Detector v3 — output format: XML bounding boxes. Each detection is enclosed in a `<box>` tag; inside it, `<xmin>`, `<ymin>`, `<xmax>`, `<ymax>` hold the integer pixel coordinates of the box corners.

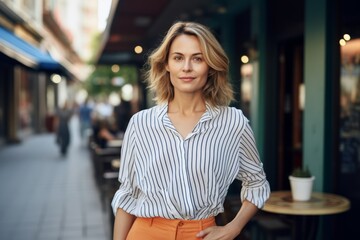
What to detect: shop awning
<box><xmin>0</xmin><ymin>26</ymin><xmax>61</xmax><ymax>70</ymax></box>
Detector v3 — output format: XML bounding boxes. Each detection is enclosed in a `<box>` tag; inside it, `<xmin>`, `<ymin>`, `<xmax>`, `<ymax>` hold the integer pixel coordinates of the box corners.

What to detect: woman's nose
<box><xmin>182</xmin><ymin>59</ymin><xmax>192</xmax><ymax>72</ymax></box>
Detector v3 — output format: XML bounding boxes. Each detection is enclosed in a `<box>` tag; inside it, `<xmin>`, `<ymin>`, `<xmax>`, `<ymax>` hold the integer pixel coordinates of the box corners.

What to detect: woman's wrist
<box><xmin>224</xmin><ymin>221</ymin><xmax>242</xmax><ymax>238</ymax></box>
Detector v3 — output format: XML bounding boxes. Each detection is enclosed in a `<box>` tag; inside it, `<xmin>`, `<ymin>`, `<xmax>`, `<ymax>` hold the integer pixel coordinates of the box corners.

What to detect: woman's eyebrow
<box><xmin>170</xmin><ymin>52</ymin><xmax>203</xmax><ymax>56</ymax></box>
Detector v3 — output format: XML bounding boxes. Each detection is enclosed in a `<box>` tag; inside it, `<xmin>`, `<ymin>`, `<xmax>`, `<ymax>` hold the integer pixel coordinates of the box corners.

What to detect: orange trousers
<box><xmin>126</xmin><ymin>217</ymin><xmax>216</xmax><ymax>240</ymax></box>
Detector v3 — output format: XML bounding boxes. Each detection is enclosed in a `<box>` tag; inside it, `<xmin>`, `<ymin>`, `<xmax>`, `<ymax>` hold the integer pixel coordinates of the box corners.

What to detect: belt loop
<box><xmin>199</xmin><ymin>218</ymin><xmax>203</xmax><ymax>230</ymax></box>
<box><xmin>149</xmin><ymin>218</ymin><xmax>154</xmax><ymax>227</ymax></box>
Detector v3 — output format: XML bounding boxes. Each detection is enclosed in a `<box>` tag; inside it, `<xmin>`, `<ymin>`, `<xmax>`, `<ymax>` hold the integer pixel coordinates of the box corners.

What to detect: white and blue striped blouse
<box><xmin>111</xmin><ymin>103</ymin><xmax>270</xmax><ymax>220</ymax></box>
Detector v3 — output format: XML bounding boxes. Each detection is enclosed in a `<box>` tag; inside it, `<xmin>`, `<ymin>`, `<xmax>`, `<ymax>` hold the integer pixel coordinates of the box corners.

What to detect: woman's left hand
<box><xmin>196</xmin><ymin>225</ymin><xmax>240</xmax><ymax>240</ymax></box>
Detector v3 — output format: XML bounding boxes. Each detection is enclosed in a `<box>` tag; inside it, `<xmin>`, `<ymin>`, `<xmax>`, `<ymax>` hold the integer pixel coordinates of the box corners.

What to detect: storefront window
<box><xmin>240</xmin><ymin>63</ymin><xmax>253</xmax><ymax>119</ymax></box>
<box><xmin>18</xmin><ymin>71</ymin><xmax>33</xmax><ymax>134</ymax></box>
<box><xmin>240</xmin><ymin>44</ymin><xmax>259</xmax><ymax>121</ymax></box>
<box><xmin>340</xmin><ymin>38</ymin><xmax>360</xmax><ymax>174</ymax></box>
<box><xmin>339</xmin><ymin>36</ymin><xmax>360</xmax><ymax>238</ymax></box>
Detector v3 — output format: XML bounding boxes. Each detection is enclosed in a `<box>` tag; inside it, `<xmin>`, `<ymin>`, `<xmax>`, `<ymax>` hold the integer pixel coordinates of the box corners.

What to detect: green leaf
<box><xmin>291</xmin><ymin>166</ymin><xmax>312</xmax><ymax>178</ymax></box>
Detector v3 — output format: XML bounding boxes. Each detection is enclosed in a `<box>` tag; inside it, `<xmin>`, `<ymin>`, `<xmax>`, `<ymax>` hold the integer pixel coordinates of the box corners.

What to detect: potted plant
<box><xmin>289</xmin><ymin>166</ymin><xmax>315</xmax><ymax>201</ymax></box>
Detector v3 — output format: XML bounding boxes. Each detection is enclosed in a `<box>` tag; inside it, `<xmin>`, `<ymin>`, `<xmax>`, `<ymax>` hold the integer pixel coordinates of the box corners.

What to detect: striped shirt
<box><xmin>111</xmin><ymin>103</ymin><xmax>270</xmax><ymax>220</ymax></box>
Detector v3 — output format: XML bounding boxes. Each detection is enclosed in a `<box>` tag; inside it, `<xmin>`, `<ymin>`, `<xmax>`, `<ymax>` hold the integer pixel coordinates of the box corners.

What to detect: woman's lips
<box><xmin>179</xmin><ymin>77</ymin><xmax>195</xmax><ymax>82</ymax></box>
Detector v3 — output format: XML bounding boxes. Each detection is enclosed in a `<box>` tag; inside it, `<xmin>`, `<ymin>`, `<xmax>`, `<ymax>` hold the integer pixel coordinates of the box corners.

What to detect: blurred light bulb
<box><xmin>241</xmin><ymin>55</ymin><xmax>249</xmax><ymax>64</ymax></box>
<box><xmin>51</xmin><ymin>74</ymin><xmax>62</xmax><ymax>84</ymax></box>
<box><xmin>134</xmin><ymin>45</ymin><xmax>143</xmax><ymax>54</ymax></box>
<box><xmin>111</xmin><ymin>64</ymin><xmax>120</xmax><ymax>73</ymax></box>
<box><xmin>343</xmin><ymin>34</ymin><xmax>351</xmax><ymax>41</ymax></box>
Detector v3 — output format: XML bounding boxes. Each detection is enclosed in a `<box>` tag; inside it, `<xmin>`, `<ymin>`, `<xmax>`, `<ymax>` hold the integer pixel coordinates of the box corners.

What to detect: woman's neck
<box><xmin>168</xmin><ymin>95</ymin><xmax>206</xmax><ymax>115</ymax></box>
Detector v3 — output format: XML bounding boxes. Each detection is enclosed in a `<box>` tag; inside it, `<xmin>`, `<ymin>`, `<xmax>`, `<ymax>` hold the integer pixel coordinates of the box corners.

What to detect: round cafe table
<box><xmin>262</xmin><ymin>191</ymin><xmax>350</xmax><ymax>240</ymax></box>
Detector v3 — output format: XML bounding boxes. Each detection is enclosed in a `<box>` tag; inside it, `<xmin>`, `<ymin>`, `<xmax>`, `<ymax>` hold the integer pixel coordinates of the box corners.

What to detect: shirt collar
<box><xmin>156</xmin><ymin>102</ymin><xmax>221</xmax><ymax>120</ymax></box>
<box><xmin>204</xmin><ymin>102</ymin><xmax>221</xmax><ymax>119</ymax></box>
<box><xmin>156</xmin><ymin>103</ymin><xmax>168</xmax><ymax>120</ymax></box>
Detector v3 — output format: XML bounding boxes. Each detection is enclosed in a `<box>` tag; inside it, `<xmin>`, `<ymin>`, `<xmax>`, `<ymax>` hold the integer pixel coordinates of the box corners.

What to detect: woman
<box><xmin>92</xmin><ymin>118</ymin><xmax>117</xmax><ymax>148</ymax></box>
<box><xmin>111</xmin><ymin>21</ymin><xmax>270</xmax><ymax>240</ymax></box>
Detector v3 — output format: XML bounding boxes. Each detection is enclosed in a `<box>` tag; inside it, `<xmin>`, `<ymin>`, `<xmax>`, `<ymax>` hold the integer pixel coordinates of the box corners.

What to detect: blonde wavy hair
<box><xmin>145</xmin><ymin>21</ymin><xmax>234</xmax><ymax>106</ymax></box>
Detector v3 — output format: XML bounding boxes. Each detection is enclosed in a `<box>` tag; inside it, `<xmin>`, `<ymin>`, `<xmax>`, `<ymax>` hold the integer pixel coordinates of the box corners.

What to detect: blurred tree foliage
<box><xmin>84</xmin><ymin>65</ymin><xmax>138</xmax><ymax>96</ymax></box>
<box><xmin>83</xmin><ymin>32</ymin><xmax>138</xmax><ymax>97</ymax></box>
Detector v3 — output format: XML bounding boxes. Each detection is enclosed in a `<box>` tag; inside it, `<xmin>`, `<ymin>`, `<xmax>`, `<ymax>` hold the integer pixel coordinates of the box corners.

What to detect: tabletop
<box><xmin>262</xmin><ymin>191</ymin><xmax>350</xmax><ymax>215</ymax></box>
<box><xmin>107</xmin><ymin>139</ymin><xmax>123</xmax><ymax>148</ymax></box>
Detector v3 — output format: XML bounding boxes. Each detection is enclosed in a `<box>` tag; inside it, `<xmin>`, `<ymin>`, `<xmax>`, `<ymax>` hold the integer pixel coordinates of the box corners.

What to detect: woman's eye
<box><xmin>193</xmin><ymin>57</ymin><xmax>202</xmax><ymax>62</ymax></box>
<box><xmin>174</xmin><ymin>56</ymin><xmax>183</xmax><ymax>61</ymax></box>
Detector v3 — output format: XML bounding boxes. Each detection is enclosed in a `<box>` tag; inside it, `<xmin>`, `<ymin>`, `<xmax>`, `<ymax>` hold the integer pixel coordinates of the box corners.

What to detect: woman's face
<box><xmin>166</xmin><ymin>34</ymin><xmax>209</xmax><ymax>97</ymax></box>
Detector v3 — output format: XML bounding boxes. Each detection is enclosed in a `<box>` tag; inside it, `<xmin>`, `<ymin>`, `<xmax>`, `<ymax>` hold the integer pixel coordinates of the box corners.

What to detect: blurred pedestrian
<box><xmin>92</xmin><ymin>117</ymin><xmax>117</xmax><ymax>149</ymax></box>
<box><xmin>78</xmin><ymin>97</ymin><xmax>93</xmax><ymax>142</ymax></box>
<box><xmin>112</xmin><ymin>97</ymin><xmax>132</xmax><ymax>137</ymax></box>
<box><xmin>55</xmin><ymin>100</ymin><xmax>73</xmax><ymax>156</ymax></box>
<box><xmin>111</xmin><ymin>21</ymin><xmax>270</xmax><ymax>240</ymax></box>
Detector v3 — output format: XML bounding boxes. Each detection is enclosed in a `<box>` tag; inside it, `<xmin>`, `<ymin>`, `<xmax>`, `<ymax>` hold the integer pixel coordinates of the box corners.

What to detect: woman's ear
<box><xmin>165</xmin><ymin>63</ymin><xmax>169</xmax><ymax>72</ymax></box>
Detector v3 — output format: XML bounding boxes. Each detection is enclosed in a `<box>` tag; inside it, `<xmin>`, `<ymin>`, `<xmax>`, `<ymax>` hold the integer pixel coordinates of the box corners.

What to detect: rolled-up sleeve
<box><xmin>236</xmin><ymin>121</ymin><xmax>270</xmax><ymax>209</ymax></box>
<box><xmin>111</xmin><ymin>117</ymin><xmax>140</xmax><ymax>215</ymax></box>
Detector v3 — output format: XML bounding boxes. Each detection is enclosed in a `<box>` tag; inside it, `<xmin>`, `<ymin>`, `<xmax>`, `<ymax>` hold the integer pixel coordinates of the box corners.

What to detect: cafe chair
<box><xmin>251</xmin><ymin>212</ymin><xmax>292</xmax><ymax>240</ymax></box>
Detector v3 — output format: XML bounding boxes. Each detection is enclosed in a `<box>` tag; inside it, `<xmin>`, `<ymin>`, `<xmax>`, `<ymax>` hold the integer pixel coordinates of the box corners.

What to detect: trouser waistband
<box><xmin>137</xmin><ymin>216</ymin><xmax>216</xmax><ymax>230</ymax></box>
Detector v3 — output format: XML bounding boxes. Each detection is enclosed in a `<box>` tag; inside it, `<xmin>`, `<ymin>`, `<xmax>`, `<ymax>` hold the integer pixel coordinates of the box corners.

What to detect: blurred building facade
<box><xmin>0</xmin><ymin>0</ymin><xmax>98</xmax><ymax>144</ymax></box>
<box><xmin>96</xmin><ymin>0</ymin><xmax>360</xmax><ymax>239</ymax></box>
<box><xmin>47</xmin><ymin>0</ymin><xmax>99</xmax><ymax>61</ymax></box>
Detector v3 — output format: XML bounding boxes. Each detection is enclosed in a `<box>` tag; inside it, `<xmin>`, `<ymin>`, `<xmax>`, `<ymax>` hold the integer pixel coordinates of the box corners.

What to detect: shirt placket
<box><xmin>178</xmin><ymin>138</ymin><xmax>194</xmax><ymax>219</ymax></box>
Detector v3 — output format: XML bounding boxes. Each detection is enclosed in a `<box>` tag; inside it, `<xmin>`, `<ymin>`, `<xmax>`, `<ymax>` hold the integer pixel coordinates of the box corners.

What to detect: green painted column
<box><xmin>250</xmin><ymin>0</ymin><xmax>267</xmax><ymax>163</ymax></box>
<box><xmin>218</xmin><ymin>0</ymin><xmax>271</xmax><ymax>177</ymax></box>
<box><xmin>304</xmin><ymin>0</ymin><xmax>327</xmax><ymax>192</ymax></box>
<box><xmin>221</xmin><ymin>0</ymin><xmax>268</xmax><ymax>165</ymax></box>
<box><xmin>219</xmin><ymin>14</ymin><xmax>240</xmax><ymax>108</ymax></box>
<box><xmin>304</xmin><ymin>0</ymin><xmax>337</xmax><ymax>193</ymax></box>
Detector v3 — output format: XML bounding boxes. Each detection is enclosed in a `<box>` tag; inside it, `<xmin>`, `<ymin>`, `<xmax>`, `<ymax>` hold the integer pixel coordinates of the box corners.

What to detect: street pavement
<box><xmin>0</xmin><ymin>117</ymin><xmax>114</xmax><ymax>240</ymax></box>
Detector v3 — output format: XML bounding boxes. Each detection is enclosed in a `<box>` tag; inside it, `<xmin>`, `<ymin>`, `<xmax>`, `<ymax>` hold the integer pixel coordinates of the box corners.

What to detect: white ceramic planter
<box><xmin>289</xmin><ymin>175</ymin><xmax>315</xmax><ymax>201</ymax></box>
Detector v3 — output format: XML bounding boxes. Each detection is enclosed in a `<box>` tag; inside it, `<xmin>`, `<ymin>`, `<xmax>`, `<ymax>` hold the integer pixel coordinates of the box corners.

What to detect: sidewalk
<box><xmin>0</xmin><ymin>117</ymin><xmax>114</xmax><ymax>240</ymax></box>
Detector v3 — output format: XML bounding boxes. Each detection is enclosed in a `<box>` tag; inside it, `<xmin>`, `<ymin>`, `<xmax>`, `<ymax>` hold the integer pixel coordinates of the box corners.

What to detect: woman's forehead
<box><xmin>169</xmin><ymin>34</ymin><xmax>202</xmax><ymax>54</ymax></box>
